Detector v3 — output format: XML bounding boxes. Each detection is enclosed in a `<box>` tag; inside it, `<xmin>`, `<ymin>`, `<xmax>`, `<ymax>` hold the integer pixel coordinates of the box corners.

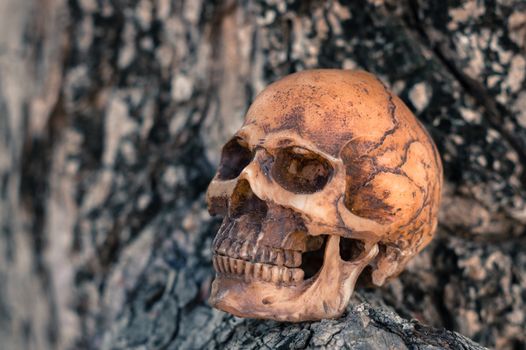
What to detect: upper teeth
<box><xmin>214</xmin><ymin>238</ymin><xmax>302</xmax><ymax>268</ymax></box>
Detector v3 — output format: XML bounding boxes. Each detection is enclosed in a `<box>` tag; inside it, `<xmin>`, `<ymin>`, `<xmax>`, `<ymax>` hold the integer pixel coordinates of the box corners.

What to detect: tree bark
<box><xmin>1</xmin><ymin>0</ymin><xmax>525</xmax><ymax>349</ymax></box>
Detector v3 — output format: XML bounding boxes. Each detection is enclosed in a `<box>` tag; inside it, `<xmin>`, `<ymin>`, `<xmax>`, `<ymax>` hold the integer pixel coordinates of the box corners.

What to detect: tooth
<box><xmin>254</xmin><ymin>263</ymin><xmax>263</xmax><ymax>279</ymax></box>
<box><xmin>268</xmin><ymin>249</ymin><xmax>277</xmax><ymax>264</ymax></box>
<box><xmin>244</xmin><ymin>262</ymin><xmax>253</xmax><ymax>281</ymax></box>
<box><xmin>285</xmin><ymin>251</ymin><xmax>301</xmax><ymax>267</ymax></box>
<box><xmin>222</xmin><ymin>256</ymin><xmax>230</xmax><ymax>273</ymax></box>
<box><xmin>217</xmin><ymin>256</ymin><xmax>224</xmax><ymax>273</ymax></box>
<box><xmin>213</xmin><ymin>256</ymin><xmax>219</xmax><ymax>272</ymax></box>
<box><xmin>271</xmin><ymin>266</ymin><xmax>281</xmax><ymax>283</ymax></box>
<box><xmin>239</xmin><ymin>241</ymin><xmax>250</xmax><ymax>259</ymax></box>
<box><xmin>229</xmin><ymin>258</ymin><xmax>237</xmax><ymax>274</ymax></box>
<box><xmin>261</xmin><ymin>265</ymin><xmax>271</xmax><ymax>282</ymax></box>
<box><xmin>234</xmin><ymin>241</ymin><xmax>244</xmax><ymax>257</ymax></box>
<box><xmin>291</xmin><ymin>268</ymin><xmax>304</xmax><ymax>282</ymax></box>
<box><xmin>284</xmin><ymin>250</ymin><xmax>293</xmax><ymax>267</ymax></box>
<box><xmin>256</xmin><ymin>247</ymin><xmax>268</xmax><ymax>263</ymax></box>
<box><xmin>227</xmin><ymin>242</ymin><xmax>237</xmax><ymax>258</ymax></box>
<box><xmin>236</xmin><ymin>259</ymin><xmax>245</xmax><ymax>275</ymax></box>
<box><xmin>250</xmin><ymin>244</ymin><xmax>258</xmax><ymax>260</ymax></box>
<box><xmin>216</xmin><ymin>256</ymin><xmax>225</xmax><ymax>273</ymax></box>
<box><xmin>218</xmin><ymin>238</ymin><xmax>230</xmax><ymax>255</ymax></box>
<box><xmin>275</xmin><ymin>251</ymin><xmax>284</xmax><ymax>266</ymax></box>
<box><xmin>293</xmin><ymin>251</ymin><xmax>302</xmax><ymax>267</ymax></box>
<box><xmin>213</xmin><ymin>256</ymin><xmax>220</xmax><ymax>272</ymax></box>
<box><xmin>282</xmin><ymin>269</ymin><xmax>291</xmax><ymax>283</ymax></box>
<box><xmin>256</xmin><ymin>248</ymin><xmax>263</xmax><ymax>262</ymax></box>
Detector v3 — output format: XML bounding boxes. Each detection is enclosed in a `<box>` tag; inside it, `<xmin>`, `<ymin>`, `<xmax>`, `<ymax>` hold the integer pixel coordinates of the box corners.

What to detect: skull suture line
<box><xmin>206</xmin><ymin>70</ymin><xmax>443</xmax><ymax>322</ymax></box>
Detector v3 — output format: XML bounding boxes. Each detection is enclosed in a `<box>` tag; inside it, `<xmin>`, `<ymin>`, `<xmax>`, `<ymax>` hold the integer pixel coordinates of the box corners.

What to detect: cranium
<box><xmin>206</xmin><ymin>69</ymin><xmax>442</xmax><ymax>322</ymax></box>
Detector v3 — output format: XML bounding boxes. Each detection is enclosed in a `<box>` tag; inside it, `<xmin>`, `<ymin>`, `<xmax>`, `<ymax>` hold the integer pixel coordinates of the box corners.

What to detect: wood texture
<box><xmin>0</xmin><ymin>0</ymin><xmax>524</xmax><ymax>349</ymax></box>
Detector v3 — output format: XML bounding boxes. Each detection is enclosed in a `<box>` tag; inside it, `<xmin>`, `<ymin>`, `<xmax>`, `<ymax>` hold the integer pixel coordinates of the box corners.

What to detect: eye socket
<box><xmin>272</xmin><ymin>147</ymin><xmax>333</xmax><ymax>194</ymax></box>
<box><xmin>217</xmin><ymin>138</ymin><xmax>253</xmax><ymax>180</ymax></box>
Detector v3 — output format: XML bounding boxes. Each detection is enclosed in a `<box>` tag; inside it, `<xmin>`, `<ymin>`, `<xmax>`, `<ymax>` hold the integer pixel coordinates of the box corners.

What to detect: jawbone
<box><xmin>209</xmin><ymin>235</ymin><xmax>379</xmax><ymax>322</ymax></box>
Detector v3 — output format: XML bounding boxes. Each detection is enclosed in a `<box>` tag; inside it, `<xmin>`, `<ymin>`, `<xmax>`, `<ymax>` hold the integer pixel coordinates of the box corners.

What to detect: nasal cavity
<box><xmin>229</xmin><ymin>179</ymin><xmax>268</xmax><ymax>220</ymax></box>
<box><xmin>217</xmin><ymin>138</ymin><xmax>253</xmax><ymax>180</ymax></box>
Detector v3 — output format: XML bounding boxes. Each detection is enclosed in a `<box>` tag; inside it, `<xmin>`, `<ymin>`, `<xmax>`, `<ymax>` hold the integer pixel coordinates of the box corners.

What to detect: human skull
<box><xmin>206</xmin><ymin>69</ymin><xmax>442</xmax><ymax>322</ymax></box>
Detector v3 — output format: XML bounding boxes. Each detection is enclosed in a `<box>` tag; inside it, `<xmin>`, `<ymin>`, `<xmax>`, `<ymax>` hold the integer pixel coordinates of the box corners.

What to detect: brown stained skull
<box><xmin>206</xmin><ymin>69</ymin><xmax>443</xmax><ymax>322</ymax></box>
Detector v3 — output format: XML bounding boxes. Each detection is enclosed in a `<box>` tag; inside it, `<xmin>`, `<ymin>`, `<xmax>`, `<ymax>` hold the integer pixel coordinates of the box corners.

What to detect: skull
<box><xmin>206</xmin><ymin>69</ymin><xmax>442</xmax><ymax>322</ymax></box>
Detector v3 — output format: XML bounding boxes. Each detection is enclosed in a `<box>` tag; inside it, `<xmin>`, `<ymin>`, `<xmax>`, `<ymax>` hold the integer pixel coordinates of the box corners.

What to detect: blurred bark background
<box><xmin>1</xmin><ymin>0</ymin><xmax>525</xmax><ymax>349</ymax></box>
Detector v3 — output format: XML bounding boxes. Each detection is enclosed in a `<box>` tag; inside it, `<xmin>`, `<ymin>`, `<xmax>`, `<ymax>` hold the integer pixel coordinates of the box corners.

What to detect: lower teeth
<box><xmin>213</xmin><ymin>255</ymin><xmax>304</xmax><ymax>284</ymax></box>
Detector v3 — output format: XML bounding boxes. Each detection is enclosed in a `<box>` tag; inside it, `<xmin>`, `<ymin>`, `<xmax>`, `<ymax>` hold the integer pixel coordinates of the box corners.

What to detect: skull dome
<box><xmin>206</xmin><ymin>69</ymin><xmax>442</xmax><ymax>322</ymax></box>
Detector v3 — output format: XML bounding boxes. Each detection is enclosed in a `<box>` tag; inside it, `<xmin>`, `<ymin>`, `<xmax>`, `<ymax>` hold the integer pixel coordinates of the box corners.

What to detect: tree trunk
<box><xmin>1</xmin><ymin>0</ymin><xmax>525</xmax><ymax>349</ymax></box>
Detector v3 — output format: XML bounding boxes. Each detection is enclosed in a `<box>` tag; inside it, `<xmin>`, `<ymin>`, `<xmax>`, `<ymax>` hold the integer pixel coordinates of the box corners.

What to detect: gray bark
<box><xmin>0</xmin><ymin>0</ymin><xmax>525</xmax><ymax>349</ymax></box>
